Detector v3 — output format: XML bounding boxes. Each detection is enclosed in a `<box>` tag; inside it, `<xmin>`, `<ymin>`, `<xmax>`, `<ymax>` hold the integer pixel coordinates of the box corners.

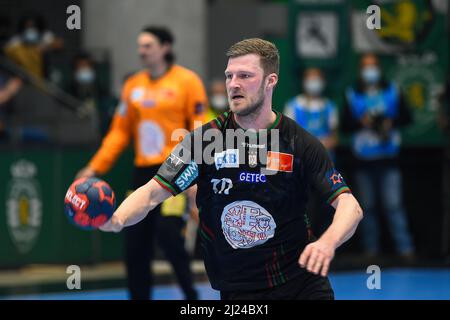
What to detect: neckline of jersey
<box><xmin>146</xmin><ymin>64</ymin><xmax>175</xmax><ymax>82</ymax></box>
<box><xmin>230</xmin><ymin>110</ymin><xmax>282</xmax><ymax>132</ymax></box>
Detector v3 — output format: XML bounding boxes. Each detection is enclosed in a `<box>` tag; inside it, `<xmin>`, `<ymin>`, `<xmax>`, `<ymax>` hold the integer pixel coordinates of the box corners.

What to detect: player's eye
<box><xmin>240</xmin><ymin>74</ymin><xmax>251</xmax><ymax>79</ymax></box>
<box><xmin>225</xmin><ymin>74</ymin><xmax>232</xmax><ymax>80</ymax></box>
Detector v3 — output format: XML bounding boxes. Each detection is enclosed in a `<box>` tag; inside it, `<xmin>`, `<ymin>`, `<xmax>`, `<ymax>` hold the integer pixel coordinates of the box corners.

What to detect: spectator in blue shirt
<box><xmin>342</xmin><ymin>53</ymin><xmax>415</xmax><ymax>262</ymax></box>
<box><xmin>284</xmin><ymin>68</ymin><xmax>338</xmax><ymax>158</ymax></box>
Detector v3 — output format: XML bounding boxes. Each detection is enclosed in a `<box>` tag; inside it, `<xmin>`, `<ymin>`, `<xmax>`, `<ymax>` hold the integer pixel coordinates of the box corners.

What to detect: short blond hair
<box><xmin>226</xmin><ymin>38</ymin><xmax>280</xmax><ymax>76</ymax></box>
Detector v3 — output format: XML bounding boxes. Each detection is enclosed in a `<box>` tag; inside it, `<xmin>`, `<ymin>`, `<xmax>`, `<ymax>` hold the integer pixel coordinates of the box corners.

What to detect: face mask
<box><xmin>210</xmin><ymin>94</ymin><xmax>228</xmax><ymax>111</ymax></box>
<box><xmin>304</xmin><ymin>79</ymin><xmax>324</xmax><ymax>96</ymax></box>
<box><xmin>361</xmin><ymin>67</ymin><xmax>381</xmax><ymax>85</ymax></box>
<box><xmin>75</xmin><ymin>68</ymin><xmax>95</xmax><ymax>84</ymax></box>
<box><xmin>23</xmin><ymin>28</ymin><xmax>40</xmax><ymax>44</ymax></box>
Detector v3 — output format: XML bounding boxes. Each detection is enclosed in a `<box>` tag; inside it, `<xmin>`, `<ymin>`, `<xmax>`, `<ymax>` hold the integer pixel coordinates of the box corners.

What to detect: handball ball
<box><xmin>64</xmin><ymin>177</ymin><xmax>116</xmax><ymax>230</ymax></box>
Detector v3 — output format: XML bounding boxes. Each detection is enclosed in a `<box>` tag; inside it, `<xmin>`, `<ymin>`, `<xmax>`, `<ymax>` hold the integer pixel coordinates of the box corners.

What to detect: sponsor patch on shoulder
<box><xmin>326</xmin><ymin>168</ymin><xmax>346</xmax><ymax>190</ymax></box>
<box><xmin>175</xmin><ymin>161</ymin><xmax>198</xmax><ymax>191</ymax></box>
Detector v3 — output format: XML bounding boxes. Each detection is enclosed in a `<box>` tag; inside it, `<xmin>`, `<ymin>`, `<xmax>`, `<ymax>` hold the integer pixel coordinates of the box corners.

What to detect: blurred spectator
<box><xmin>342</xmin><ymin>53</ymin><xmax>415</xmax><ymax>262</ymax></box>
<box><xmin>70</xmin><ymin>53</ymin><xmax>98</xmax><ymax>100</ymax></box>
<box><xmin>68</xmin><ymin>52</ymin><xmax>116</xmax><ymax>135</ymax></box>
<box><xmin>284</xmin><ymin>67</ymin><xmax>338</xmax><ymax>157</ymax></box>
<box><xmin>437</xmin><ymin>76</ymin><xmax>450</xmax><ymax>260</ymax></box>
<box><xmin>284</xmin><ymin>67</ymin><xmax>339</xmax><ymax>236</ymax></box>
<box><xmin>206</xmin><ymin>78</ymin><xmax>228</xmax><ymax>120</ymax></box>
<box><xmin>4</xmin><ymin>14</ymin><xmax>63</xmax><ymax>79</ymax></box>
<box><xmin>0</xmin><ymin>70</ymin><xmax>22</xmax><ymax>140</ymax></box>
<box><xmin>69</xmin><ymin>52</ymin><xmax>100</xmax><ymax>133</ymax></box>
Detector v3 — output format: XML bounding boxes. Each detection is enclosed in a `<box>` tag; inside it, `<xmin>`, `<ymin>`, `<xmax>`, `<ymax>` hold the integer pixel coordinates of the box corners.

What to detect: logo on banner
<box><xmin>6</xmin><ymin>159</ymin><xmax>42</xmax><ymax>254</ymax></box>
<box><xmin>375</xmin><ymin>0</ymin><xmax>434</xmax><ymax>47</ymax></box>
<box><xmin>352</xmin><ymin>0</ymin><xmax>435</xmax><ymax>53</ymax></box>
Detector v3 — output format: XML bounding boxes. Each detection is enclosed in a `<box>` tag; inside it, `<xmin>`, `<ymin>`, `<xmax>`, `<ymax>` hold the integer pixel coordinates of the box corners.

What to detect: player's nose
<box><xmin>227</xmin><ymin>75</ymin><xmax>241</xmax><ymax>91</ymax></box>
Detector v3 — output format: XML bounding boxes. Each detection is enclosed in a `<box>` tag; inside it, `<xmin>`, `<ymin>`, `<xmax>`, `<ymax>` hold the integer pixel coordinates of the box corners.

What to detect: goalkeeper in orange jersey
<box><xmin>77</xmin><ymin>26</ymin><xmax>207</xmax><ymax>300</ymax></box>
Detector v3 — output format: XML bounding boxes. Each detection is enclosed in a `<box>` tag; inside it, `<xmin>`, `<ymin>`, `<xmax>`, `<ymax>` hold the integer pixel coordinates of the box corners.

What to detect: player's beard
<box><xmin>232</xmin><ymin>80</ymin><xmax>266</xmax><ymax>117</ymax></box>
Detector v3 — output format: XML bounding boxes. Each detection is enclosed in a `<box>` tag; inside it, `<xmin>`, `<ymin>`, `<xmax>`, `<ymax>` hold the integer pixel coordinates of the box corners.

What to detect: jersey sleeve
<box><xmin>185</xmin><ymin>73</ymin><xmax>208</xmax><ymax>130</ymax></box>
<box><xmin>153</xmin><ymin>130</ymin><xmax>200</xmax><ymax>196</ymax></box>
<box><xmin>300</xmin><ymin>129</ymin><xmax>351</xmax><ymax>205</ymax></box>
<box><xmin>88</xmin><ymin>81</ymin><xmax>133</xmax><ymax>174</ymax></box>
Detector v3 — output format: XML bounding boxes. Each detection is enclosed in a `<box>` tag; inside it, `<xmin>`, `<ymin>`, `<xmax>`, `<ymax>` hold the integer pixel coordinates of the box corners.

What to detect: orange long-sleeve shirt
<box><xmin>88</xmin><ymin>65</ymin><xmax>207</xmax><ymax>174</ymax></box>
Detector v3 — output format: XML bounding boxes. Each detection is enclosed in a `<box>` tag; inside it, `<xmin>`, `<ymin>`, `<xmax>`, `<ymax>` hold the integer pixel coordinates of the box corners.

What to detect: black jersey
<box><xmin>153</xmin><ymin>111</ymin><xmax>351</xmax><ymax>291</ymax></box>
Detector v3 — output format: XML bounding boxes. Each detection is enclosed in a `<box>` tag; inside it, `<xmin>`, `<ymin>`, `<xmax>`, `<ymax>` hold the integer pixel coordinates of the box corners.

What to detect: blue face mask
<box><xmin>361</xmin><ymin>67</ymin><xmax>381</xmax><ymax>85</ymax></box>
<box><xmin>23</xmin><ymin>28</ymin><xmax>40</xmax><ymax>44</ymax></box>
<box><xmin>75</xmin><ymin>68</ymin><xmax>95</xmax><ymax>84</ymax></box>
<box><xmin>304</xmin><ymin>78</ymin><xmax>324</xmax><ymax>96</ymax></box>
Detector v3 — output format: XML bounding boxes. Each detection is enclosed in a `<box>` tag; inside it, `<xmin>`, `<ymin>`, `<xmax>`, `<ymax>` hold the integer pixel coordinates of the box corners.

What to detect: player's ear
<box><xmin>266</xmin><ymin>73</ymin><xmax>278</xmax><ymax>90</ymax></box>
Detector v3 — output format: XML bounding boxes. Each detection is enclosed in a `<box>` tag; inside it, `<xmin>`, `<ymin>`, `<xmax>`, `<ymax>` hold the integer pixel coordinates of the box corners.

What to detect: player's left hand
<box><xmin>298</xmin><ymin>239</ymin><xmax>335</xmax><ymax>277</ymax></box>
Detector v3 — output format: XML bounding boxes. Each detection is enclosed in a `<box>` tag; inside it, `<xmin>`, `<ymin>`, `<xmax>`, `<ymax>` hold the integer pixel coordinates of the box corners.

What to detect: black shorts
<box><xmin>220</xmin><ymin>272</ymin><xmax>334</xmax><ymax>300</ymax></box>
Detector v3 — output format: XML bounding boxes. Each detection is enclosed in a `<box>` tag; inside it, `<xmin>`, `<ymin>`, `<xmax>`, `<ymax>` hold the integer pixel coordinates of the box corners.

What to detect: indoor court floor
<box><xmin>2</xmin><ymin>268</ymin><xmax>449</xmax><ymax>300</ymax></box>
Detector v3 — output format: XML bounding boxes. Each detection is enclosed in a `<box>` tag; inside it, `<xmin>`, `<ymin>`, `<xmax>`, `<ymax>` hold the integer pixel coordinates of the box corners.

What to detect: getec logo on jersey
<box><xmin>214</xmin><ymin>149</ymin><xmax>239</xmax><ymax>170</ymax></box>
<box><xmin>175</xmin><ymin>161</ymin><xmax>198</xmax><ymax>191</ymax></box>
<box><xmin>239</xmin><ymin>172</ymin><xmax>266</xmax><ymax>183</ymax></box>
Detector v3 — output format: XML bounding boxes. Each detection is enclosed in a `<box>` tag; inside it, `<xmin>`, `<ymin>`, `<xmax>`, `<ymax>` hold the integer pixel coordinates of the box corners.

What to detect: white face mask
<box><xmin>210</xmin><ymin>94</ymin><xmax>228</xmax><ymax>111</ymax></box>
<box><xmin>23</xmin><ymin>28</ymin><xmax>40</xmax><ymax>44</ymax></box>
<box><xmin>304</xmin><ymin>78</ymin><xmax>324</xmax><ymax>96</ymax></box>
<box><xmin>75</xmin><ymin>68</ymin><xmax>95</xmax><ymax>84</ymax></box>
<box><xmin>361</xmin><ymin>67</ymin><xmax>381</xmax><ymax>85</ymax></box>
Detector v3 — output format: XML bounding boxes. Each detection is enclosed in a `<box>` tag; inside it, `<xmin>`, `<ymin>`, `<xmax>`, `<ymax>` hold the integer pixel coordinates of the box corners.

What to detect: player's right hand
<box><xmin>76</xmin><ymin>166</ymin><xmax>96</xmax><ymax>179</ymax></box>
<box><xmin>99</xmin><ymin>214</ymin><xmax>124</xmax><ymax>233</ymax></box>
<box><xmin>299</xmin><ymin>239</ymin><xmax>336</xmax><ymax>277</ymax></box>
